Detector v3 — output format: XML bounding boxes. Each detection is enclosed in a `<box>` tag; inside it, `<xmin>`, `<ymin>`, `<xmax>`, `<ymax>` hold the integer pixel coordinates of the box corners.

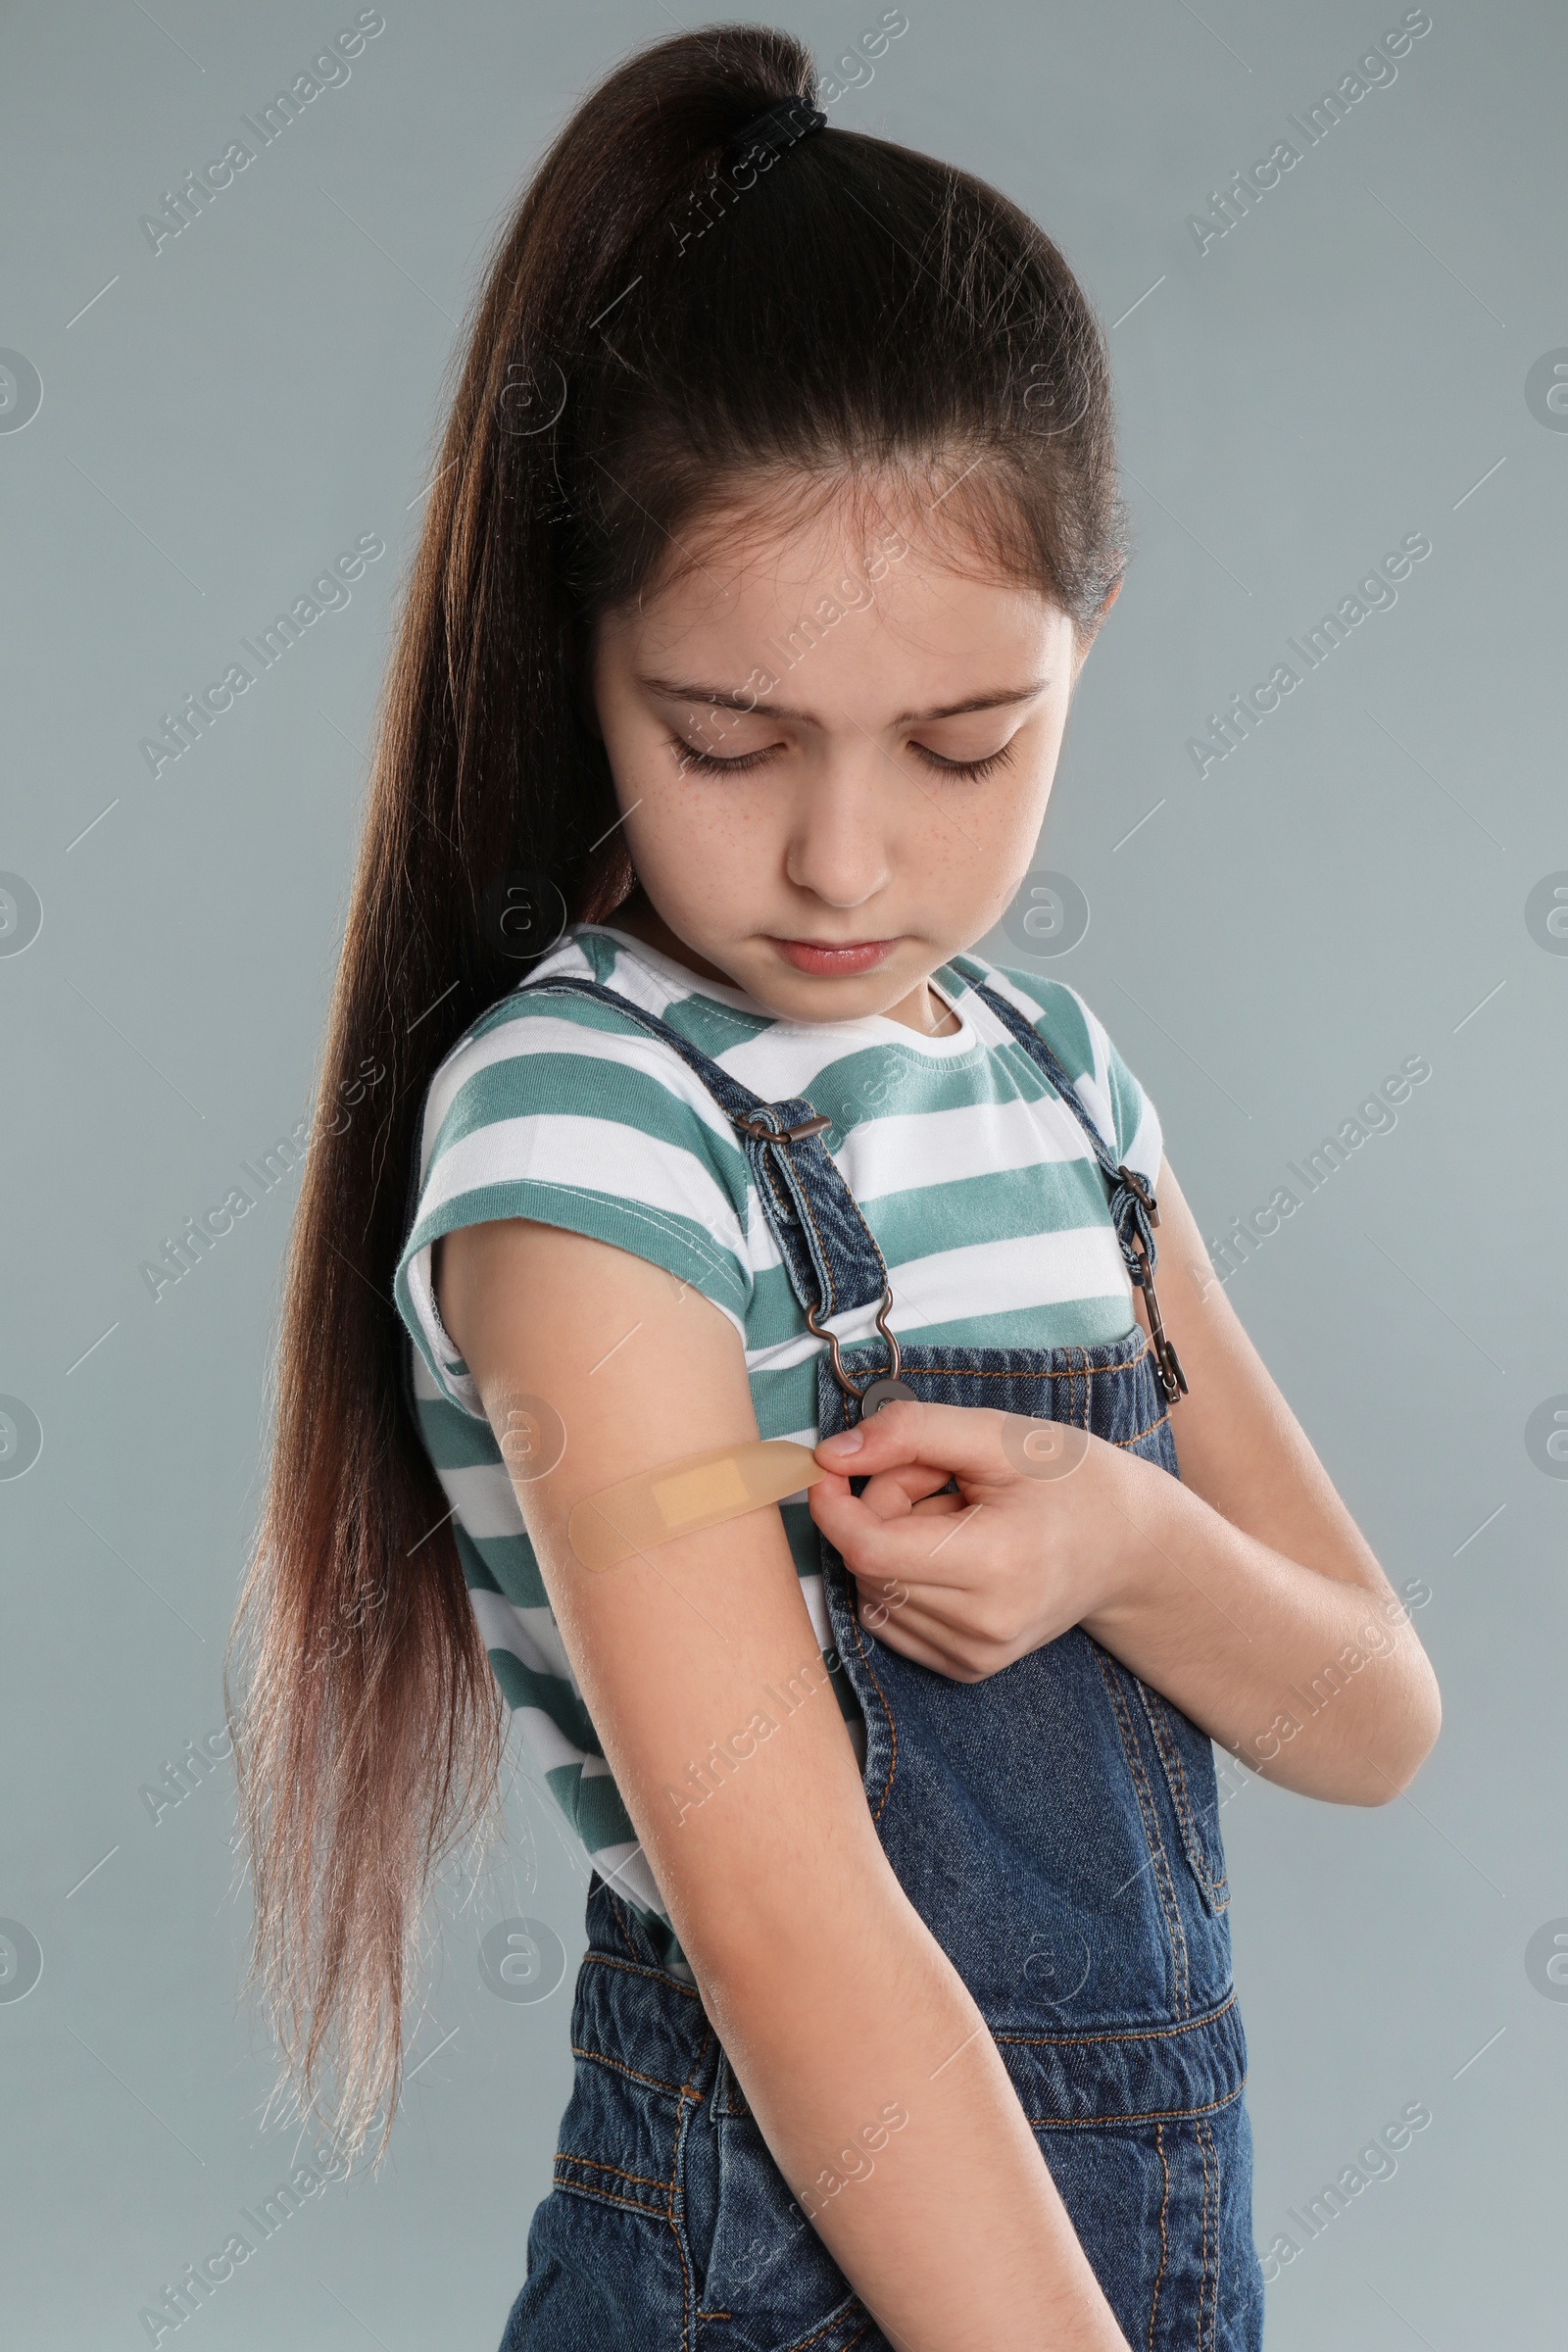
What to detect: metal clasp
<box><xmin>1114</xmin><ymin>1162</ymin><xmax>1160</xmax><ymax>1227</ymax></box>
<box><xmin>732</xmin><ymin>1107</ymin><xmax>833</xmax><ymax>1145</ymax></box>
<box><xmin>1114</xmin><ymin>1165</ymin><xmax>1188</xmax><ymax>1404</ymax></box>
<box><xmin>807</xmin><ymin>1287</ymin><xmax>902</xmax><ymax>1402</ymax></box>
<box><xmin>1125</xmin><ymin>1229</ymin><xmax>1189</xmax><ymax>1403</ymax></box>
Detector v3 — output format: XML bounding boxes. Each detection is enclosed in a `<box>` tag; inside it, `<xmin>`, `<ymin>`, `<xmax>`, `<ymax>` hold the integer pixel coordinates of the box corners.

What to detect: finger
<box><xmin>854</xmin><ymin>1585</ymin><xmax>950</xmax><ymax>1646</ymax></box>
<box><xmin>850</xmin><ymin>1572</ymin><xmax>990</xmax><ymax>1654</ymax></box>
<box><xmin>858</xmin><ymin>1613</ymin><xmax>956</xmax><ymax>1674</ymax></box>
<box><xmin>815</xmin><ymin>1398</ymin><xmax>1013</xmax><ymax>1487</ymax></box>
<box><xmin>855</xmin><ymin>1594</ymin><xmax>987</xmax><ymax>1681</ymax></box>
<box><xmin>819</xmin><ymin>1484</ymin><xmax>989</xmax><ymax>1564</ymax></box>
<box><xmin>858</xmin><ymin>1463</ymin><xmax>963</xmax><ymax>1520</ymax></box>
<box><xmin>812</xmin><ymin>1464</ymin><xmax>959</xmax><ymax>1531</ymax></box>
<box><xmin>810</xmin><ymin>1481</ymin><xmax>993</xmax><ymax>1589</ymax></box>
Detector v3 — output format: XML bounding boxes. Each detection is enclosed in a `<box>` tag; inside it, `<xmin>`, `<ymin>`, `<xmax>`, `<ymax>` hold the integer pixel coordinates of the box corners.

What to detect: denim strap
<box><xmin>955</xmin><ymin>963</ymin><xmax>1190</xmax><ymax>1401</ymax></box>
<box><xmin>952</xmin><ymin>962</ymin><xmax>1163</xmax><ymax>1279</ymax></box>
<box><xmin>517</xmin><ymin>975</ymin><xmax>891</xmax><ymax>1323</ymax></box>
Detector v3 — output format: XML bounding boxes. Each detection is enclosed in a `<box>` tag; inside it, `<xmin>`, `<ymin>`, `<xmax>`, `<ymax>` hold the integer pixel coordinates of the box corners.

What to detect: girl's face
<box><xmin>590</xmin><ymin>485</ymin><xmax>1096</xmax><ymax>1030</ymax></box>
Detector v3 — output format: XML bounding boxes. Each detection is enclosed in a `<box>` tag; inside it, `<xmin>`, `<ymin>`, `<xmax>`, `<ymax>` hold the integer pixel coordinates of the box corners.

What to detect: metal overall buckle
<box><xmin>731</xmin><ymin>1107</ymin><xmax>834</xmax><ymax>1145</ymax></box>
<box><xmin>1114</xmin><ymin>1164</ymin><xmax>1189</xmax><ymax>1405</ymax></box>
<box><xmin>807</xmin><ymin>1289</ymin><xmax>911</xmax><ymax>1419</ymax></box>
<box><xmin>808</xmin><ymin>1289</ymin><xmax>906</xmax><ymax>1411</ymax></box>
<box><xmin>733</xmin><ymin>1100</ymin><xmax>909</xmax><ymax>1417</ymax></box>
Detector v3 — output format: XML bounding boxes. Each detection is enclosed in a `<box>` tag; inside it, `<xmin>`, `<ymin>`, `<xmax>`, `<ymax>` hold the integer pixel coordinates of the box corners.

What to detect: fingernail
<box><xmin>819</xmin><ymin>1427</ymin><xmax>864</xmax><ymax>1455</ymax></box>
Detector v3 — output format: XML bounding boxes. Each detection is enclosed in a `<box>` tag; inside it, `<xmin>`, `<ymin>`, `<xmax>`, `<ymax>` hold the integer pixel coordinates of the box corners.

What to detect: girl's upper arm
<box><xmin>1142</xmin><ymin>1152</ymin><xmax>1395</xmax><ymax>1599</ymax></box>
<box><xmin>436</xmin><ymin>1213</ymin><xmax>882</xmax><ymax>1980</ymax></box>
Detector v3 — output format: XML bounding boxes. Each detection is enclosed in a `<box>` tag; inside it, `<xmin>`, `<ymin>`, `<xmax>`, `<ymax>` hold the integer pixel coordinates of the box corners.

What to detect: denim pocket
<box><xmin>550</xmin><ymin>2043</ymin><xmax>686</xmax><ymax>2219</ymax></box>
<box><xmin>1034</xmin><ymin>2106</ymin><xmax>1261</xmax><ymax>2352</ymax></box>
<box><xmin>688</xmin><ymin>2095</ymin><xmax>873</xmax><ymax>2351</ymax></box>
<box><xmin>1135</xmin><ymin>1681</ymin><xmax>1231</xmax><ymax>1916</ymax></box>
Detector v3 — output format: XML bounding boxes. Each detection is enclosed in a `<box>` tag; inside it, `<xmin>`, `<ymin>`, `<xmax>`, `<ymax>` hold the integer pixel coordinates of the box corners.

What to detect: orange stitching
<box><xmin>555</xmin><ymin>2150</ymin><xmax>672</xmax><ymax>2194</ymax></box>
<box><xmin>1024</xmin><ymin>2077</ymin><xmax>1247</xmax><ymax>2129</ymax></box>
<box><xmin>552</xmin><ymin>2172</ymin><xmax>669</xmax><ymax>2220</ymax></box>
<box><xmin>773</xmin><ymin>2301</ymin><xmax>871</xmax><ymax>2352</ymax></box>
<box><xmin>1097</xmin><ymin>1648</ymin><xmax>1188</xmax><ymax>2008</ymax></box>
<box><xmin>716</xmin><ymin>2047</ymin><xmax>751</xmax><ymax>2117</ymax></box>
<box><xmin>791</xmin><ymin>1131</ymin><xmax>892</xmax><ymax>1306</ymax></box>
<box><xmin>1212</xmin><ymin>2117</ymin><xmax>1222</xmax><ymax>2352</ymax></box>
<box><xmin>1094</xmin><ymin>1646</ymin><xmax>1190</xmax><ymax>2015</ymax></box>
<box><xmin>760</xmin><ymin>1150</ymin><xmax>797</xmax><ymax>1231</ymax></box>
<box><xmin>582</xmin><ymin>1949</ymin><xmax>704</xmax><ymax>2002</ymax></box>
<box><xmin>666</xmin><ymin>2085</ymin><xmax>680</xmax><ymax>2238</ymax></box>
<box><xmin>787</xmin><ymin>1158</ymin><xmax>843</xmax><ymax>1321</ymax></box>
<box><xmin>569</xmin><ymin>2041</ymin><xmax>697</xmax><ymax>2098</ymax></box>
<box><xmin>994</xmin><ymin>1986</ymin><xmax>1238</xmax><ymax>2048</ymax></box>
<box><xmin>671</xmin><ymin>2050</ymin><xmax>713</xmax><ymax>2352</ymax></box>
<box><xmin>1140</xmin><ymin>1689</ymin><xmax>1230</xmax><ymax>1909</ymax></box>
<box><xmin>1111</xmin><ymin>1408</ymin><xmax>1174</xmax><ymax>1450</ymax></box>
<box><xmin>1148</xmin><ymin>2121</ymin><xmax>1169</xmax><ymax>2352</ymax></box>
<box><xmin>668</xmin><ymin>2158</ymin><xmax>693</xmax><ymax>2352</ymax></box>
<box><xmin>844</xmin><ymin>1572</ymin><xmax>898</xmax><ymax>1823</ymax></box>
<box><xmin>828</xmin><ymin>1352</ymin><xmax>1172</xmax><ymax>1446</ymax></box>
<box><xmin>869</xmin><ymin>1352</ymin><xmax>1148</xmax><ymax>1384</ymax></box>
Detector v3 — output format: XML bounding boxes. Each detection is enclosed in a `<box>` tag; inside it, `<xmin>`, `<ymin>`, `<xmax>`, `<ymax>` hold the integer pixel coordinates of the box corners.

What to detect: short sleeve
<box><xmin>975</xmin><ymin>961</ymin><xmax>1164</xmax><ymax>1185</ymax></box>
<box><xmin>393</xmin><ymin>985</ymin><xmax>755</xmax><ymax>1419</ymax></box>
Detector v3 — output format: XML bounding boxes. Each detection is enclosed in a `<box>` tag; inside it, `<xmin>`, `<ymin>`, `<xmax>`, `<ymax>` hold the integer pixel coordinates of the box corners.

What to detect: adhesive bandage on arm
<box><xmin>567</xmin><ymin>1439</ymin><xmax>825</xmax><ymax>1571</ymax></box>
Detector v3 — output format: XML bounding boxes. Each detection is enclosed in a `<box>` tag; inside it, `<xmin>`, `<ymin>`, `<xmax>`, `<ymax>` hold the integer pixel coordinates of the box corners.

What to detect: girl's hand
<box><xmin>809</xmin><ymin>1400</ymin><xmax>1147</xmax><ymax>1681</ymax></box>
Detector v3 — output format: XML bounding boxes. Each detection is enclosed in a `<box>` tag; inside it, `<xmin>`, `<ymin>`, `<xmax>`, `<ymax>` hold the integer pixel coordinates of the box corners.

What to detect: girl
<box><xmin>230</xmin><ymin>24</ymin><xmax>1442</xmax><ymax>2352</ymax></box>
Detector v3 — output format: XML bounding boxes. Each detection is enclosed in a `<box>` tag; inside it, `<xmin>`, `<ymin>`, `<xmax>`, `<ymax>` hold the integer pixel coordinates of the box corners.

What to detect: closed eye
<box><xmin>666</xmin><ymin>735</ymin><xmax>1019</xmax><ymax>781</ymax></box>
<box><xmin>667</xmin><ymin>735</ymin><xmax>778</xmax><ymax>776</ymax></box>
<box><xmin>908</xmin><ymin>740</ymin><xmax>1016</xmax><ymax>781</ymax></box>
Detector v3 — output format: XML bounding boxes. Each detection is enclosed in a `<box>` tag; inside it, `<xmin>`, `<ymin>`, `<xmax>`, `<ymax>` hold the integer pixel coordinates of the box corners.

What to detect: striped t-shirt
<box><xmin>394</xmin><ymin>924</ymin><xmax>1163</xmax><ymax>1972</ymax></box>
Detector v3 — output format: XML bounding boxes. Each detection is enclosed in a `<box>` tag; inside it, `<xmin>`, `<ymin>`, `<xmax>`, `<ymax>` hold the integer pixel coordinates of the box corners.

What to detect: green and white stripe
<box><xmin>394</xmin><ymin>926</ymin><xmax>1162</xmax><ymax>1968</ymax></box>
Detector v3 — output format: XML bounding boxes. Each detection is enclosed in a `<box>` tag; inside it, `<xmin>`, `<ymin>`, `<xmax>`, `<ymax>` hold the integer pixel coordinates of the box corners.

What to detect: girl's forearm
<box><xmin>693</xmin><ymin>1865</ymin><xmax>1131</xmax><ymax>2352</ymax></box>
<box><xmin>1083</xmin><ymin>1460</ymin><xmax>1441</xmax><ymax>1802</ymax></box>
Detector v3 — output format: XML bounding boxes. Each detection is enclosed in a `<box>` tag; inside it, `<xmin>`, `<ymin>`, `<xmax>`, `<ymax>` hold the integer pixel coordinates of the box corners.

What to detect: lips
<box><xmin>769</xmin><ymin>937</ymin><xmax>898</xmax><ymax>976</ymax></box>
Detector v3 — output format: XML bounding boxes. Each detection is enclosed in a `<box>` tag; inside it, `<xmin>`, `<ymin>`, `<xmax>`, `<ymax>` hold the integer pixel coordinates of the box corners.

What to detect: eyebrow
<box><xmin>636</xmin><ymin>674</ymin><xmax>1050</xmax><ymax>727</ymax></box>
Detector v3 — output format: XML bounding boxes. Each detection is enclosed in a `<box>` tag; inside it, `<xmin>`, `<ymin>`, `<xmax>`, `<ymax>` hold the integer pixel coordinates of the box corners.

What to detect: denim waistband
<box><xmin>574</xmin><ymin>1881</ymin><xmax>1246</xmax><ymax>2132</ymax></box>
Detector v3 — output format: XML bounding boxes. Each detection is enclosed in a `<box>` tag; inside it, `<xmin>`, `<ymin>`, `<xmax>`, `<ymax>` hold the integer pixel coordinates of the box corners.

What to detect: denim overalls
<box><xmin>499</xmin><ymin>964</ymin><xmax>1264</xmax><ymax>2352</ymax></box>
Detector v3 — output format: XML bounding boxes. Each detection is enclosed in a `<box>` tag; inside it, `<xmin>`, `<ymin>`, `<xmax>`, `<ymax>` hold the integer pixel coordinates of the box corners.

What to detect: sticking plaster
<box><xmin>567</xmin><ymin>1438</ymin><xmax>825</xmax><ymax>1570</ymax></box>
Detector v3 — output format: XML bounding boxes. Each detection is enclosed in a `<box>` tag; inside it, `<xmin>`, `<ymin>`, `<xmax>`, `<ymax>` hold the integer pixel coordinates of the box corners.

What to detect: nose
<box><xmin>782</xmin><ymin>745</ymin><xmax>893</xmax><ymax>911</ymax></box>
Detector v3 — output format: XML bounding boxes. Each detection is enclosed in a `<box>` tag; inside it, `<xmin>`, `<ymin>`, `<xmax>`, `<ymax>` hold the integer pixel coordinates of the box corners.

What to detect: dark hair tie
<box><xmin>720</xmin><ymin>96</ymin><xmax>827</xmax><ymax>173</ymax></box>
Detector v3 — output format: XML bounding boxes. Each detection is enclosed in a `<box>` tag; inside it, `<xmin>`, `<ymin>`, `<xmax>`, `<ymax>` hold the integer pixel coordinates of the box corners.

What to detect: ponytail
<box><xmin>227</xmin><ymin>18</ymin><xmax>1124</xmax><ymax>2164</ymax></box>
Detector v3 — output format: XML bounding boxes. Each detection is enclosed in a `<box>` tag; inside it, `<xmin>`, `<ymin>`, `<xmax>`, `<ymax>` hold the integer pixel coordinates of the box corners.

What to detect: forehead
<box><xmin>607</xmin><ymin>476</ymin><xmax>1068</xmax><ymax>684</ymax></box>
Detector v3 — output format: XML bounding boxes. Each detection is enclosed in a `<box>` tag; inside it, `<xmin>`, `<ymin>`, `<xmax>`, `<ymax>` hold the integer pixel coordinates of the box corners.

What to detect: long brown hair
<box><xmin>227</xmin><ymin>19</ymin><xmax>1126</xmax><ymax>2164</ymax></box>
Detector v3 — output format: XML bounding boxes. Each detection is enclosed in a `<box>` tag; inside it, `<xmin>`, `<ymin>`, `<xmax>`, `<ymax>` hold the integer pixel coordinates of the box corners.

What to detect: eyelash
<box><xmin>667</xmin><ymin>736</ymin><xmax>1016</xmax><ymax>782</ymax></box>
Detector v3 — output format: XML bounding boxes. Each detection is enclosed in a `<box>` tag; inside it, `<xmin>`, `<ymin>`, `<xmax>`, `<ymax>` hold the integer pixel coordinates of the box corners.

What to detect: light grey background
<box><xmin>2</xmin><ymin>0</ymin><xmax>1563</xmax><ymax>2343</ymax></box>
